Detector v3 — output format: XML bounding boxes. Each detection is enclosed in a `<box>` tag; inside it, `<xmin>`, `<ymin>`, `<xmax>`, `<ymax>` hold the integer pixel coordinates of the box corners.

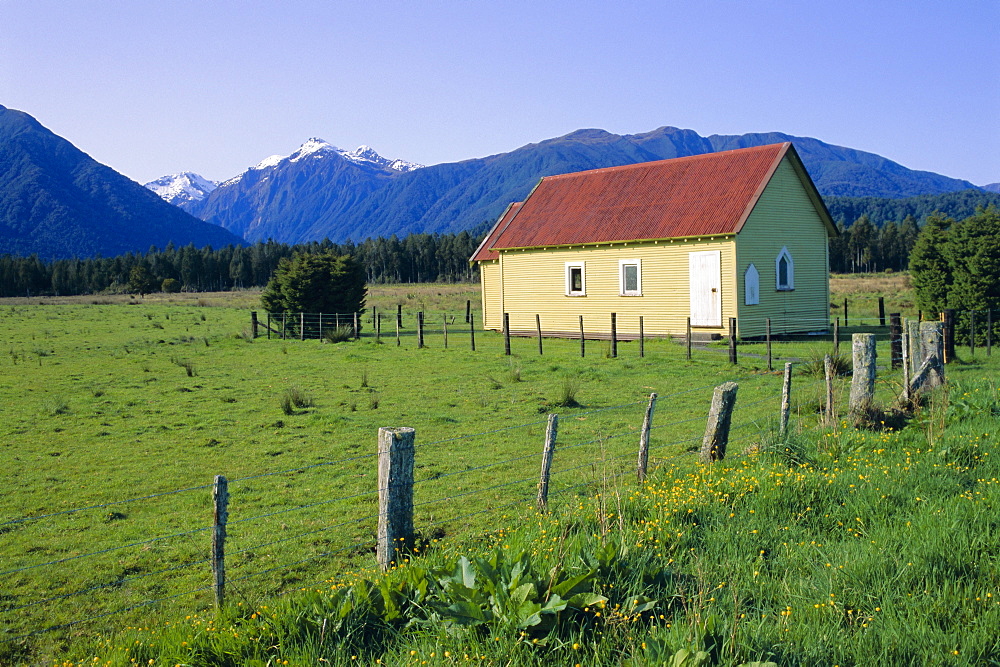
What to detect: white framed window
<box><xmin>565</xmin><ymin>262</ymin><xmax>586</xmax><ymax>296</ymax></box>
<box><xmin>619</xmin><ymin>259</ymin><xmax>642</xmax><ymax>296</ymax></box>
<box><xmin>744</xmin><ymin>263</ymin><xmax>760</xmax><ymax>305</ymax></box>
<box><xmin>775</xmin><ymin>246</ymin><xmax>794</xmax><ymax>291</ymax></box>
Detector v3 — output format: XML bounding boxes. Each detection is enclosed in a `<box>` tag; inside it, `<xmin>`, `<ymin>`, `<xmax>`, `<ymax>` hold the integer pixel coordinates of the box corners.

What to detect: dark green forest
<box><xmin>2</xmin><ymin>189</ymin><xmax>999</xmax><ymax>298</ymax></box>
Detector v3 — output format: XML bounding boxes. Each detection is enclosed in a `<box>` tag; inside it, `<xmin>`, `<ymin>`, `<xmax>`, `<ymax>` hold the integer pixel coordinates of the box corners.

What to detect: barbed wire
<box><xmin>229</xmin><ymin>451</ymin><xmax>380</xmax><ymax>484</ymax></box>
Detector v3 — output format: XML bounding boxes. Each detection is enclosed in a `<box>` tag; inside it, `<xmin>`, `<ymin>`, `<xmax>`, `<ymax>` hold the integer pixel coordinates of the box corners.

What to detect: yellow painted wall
<box><xmin>480</xmin><ymin>260</ymin><xmax>502</xmax><ymax>329</ymax></box>
<box><xmin>735</xmin><ymin>158</ymin><xmax>831</xmax><ymax>336</ymax></box>
<box><xmin>494</xmin><ymin>237</ymin><xmax>735</xmax><ymax>337</ymax></box>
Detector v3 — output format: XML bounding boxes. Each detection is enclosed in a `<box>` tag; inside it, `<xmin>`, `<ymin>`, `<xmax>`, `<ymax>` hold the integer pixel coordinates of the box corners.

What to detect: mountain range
<box><xmin>0</xmin><ymin>104</ymin><xmax>242</xmax><ymax>259</ymax></box>
<box><xmin>164</xmin><ymin>128</ymin><xmax>985</xmax><ymax>245</ymax></box>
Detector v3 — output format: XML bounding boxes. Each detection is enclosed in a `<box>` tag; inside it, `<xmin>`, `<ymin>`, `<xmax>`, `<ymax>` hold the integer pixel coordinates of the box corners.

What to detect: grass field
<box><xmin>2</xmin><ymin>276</ymin><xmax>997</xmax><ymax>665</ymax></box>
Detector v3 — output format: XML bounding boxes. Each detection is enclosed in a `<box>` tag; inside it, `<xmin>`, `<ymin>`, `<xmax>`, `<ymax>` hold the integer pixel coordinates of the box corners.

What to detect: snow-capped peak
<box><xmin>342</xmin><ymin>145</ymin><xmax>423</xmax><ymax>172</ymax></box>
<box><xmin>290</xmin><ymin>138</ymin><xmax>338</xmax><ymax>162</ymax></box>
<box><xmin>144</xmin><ymin>172</ymin><xmax>218</xmax><ymax>206</ymax></box>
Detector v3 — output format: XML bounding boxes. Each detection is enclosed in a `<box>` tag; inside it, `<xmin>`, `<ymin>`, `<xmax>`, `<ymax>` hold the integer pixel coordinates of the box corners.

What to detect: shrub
<box><xmin>161</xmin><ymin>278</ymin><xmax>180</xmax><ymax>293</ymax></box>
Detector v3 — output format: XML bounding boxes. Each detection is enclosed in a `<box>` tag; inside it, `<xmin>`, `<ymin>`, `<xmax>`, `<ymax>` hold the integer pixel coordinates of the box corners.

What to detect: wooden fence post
<box><xmin>942</xmin><ymin>310</ymin><xmax>955</xmax><ymax>363</ymax></box>
<box><xmin>211</xmin><ymin>475</ymin><xmax>228</xmax><ymax>610</ymax></box>
<box><xmin>910</xmin><ymin>322</ymin><xmax>946</xmax><ymax>394</ymax></box>
<box><xmin>833</xmin><ymin>317</ymin><xmax>840</xmax><ymax>356</ymax></box>
<box><xmin>637</xmin><ymin>393</ymin><xmax>657</xmax><ymax>482</ymax></box>
<box><xmin>443</xmin><ymin>315</ymin><xmax>448</xmax><ymax>349</ymax></box>
<box><xmin>318</xmin><ymin>313</ymin><xmax>324</xmax><ymax>340</ymax></box>
<box><xmin>354</xmin><ymin>312</ymin><xmax>360</xmax><ymax>340</ymax></box>
<box><xmin>766</xmin><ymin>318</ymin><xmax>772</xmax><ymax>371</ymax></box>
<box><xmin>251</xmin><ymin>311</ymin><xmax>258</xmax><ymax>339</ymax></box>
<box><xmin>282</xmin><ymin>312</ymin><xmax>287</xmax><ymax>340</ymax></box>
<box><xmin>417</xmin><ymin>312</ymin><xmax>425</xmax><ymax>348</ymax></box>
<box><xmin>266</xmin><ymin>312</ymin><xmax>271</xmax><ymax>340</ymax></box>
<box><xmin>729</xmin><ymin>317</ymin><xmax>739</xmax><ymax>363</ymax></box>
<box><xmin>465</xmin><ymin>300</ymin><xmax>471</xmax><ymax>324</ymax></box>
<box><xmin>469</xmin><ymin>312</ymin><xmax>476</xmax><ymax>351</ymax></box>
<box><xmin>300</xmin><ymin>312</ymin><xmax>305</xmax><ymax>341</ymax></box>
<box><xmin>639</xmin><ymin>316</ymin><xmax>645</xmax><ymax>358</ymax></box>
<box><xmin>902</xmin><ymin>324</ymin><xmax>912</xmax><ymax>404</ymax></box>
<box><xmin>844</xmin><ymin>299</ymin><xmax>849</xmax><ymax>326</ymax></box>
<box><xmin>536</xmin><ymin>314</ymin><xmax>543</xmax><ymax>355</ymax></box>
<box><xmin>579</xmin><ymin>315</ymin><xmax>585</xmax><ymax>358</ymax></box>
<box><xmin>536</xmin><ymin>414</ymin><xmax>558</xmax><ymax>512</ymax></box>
<box><xmin>376</xmin><ymin>312</ymin><xmax>381</xmax><ymax>342</ymax></box>
<box><xmin>849</xmin><ymin>334</ymin><xmax>877</xmax><ymax>419</ymax></box>
<box><xmin>395</xmin><ymin>316</ymin><xmax>401</xmax><ymax>347</ymax></box>
<box><xmin>889</xmin><ymin>313</ymin><xmax>902</xmax><ymax>369</ymax></box>
<box><xmin>610</xmin><ymin>313</ymin><xmax>617</xmax><ymax>358</ymax></box>
<box><xmin>878</xmin><ymin>297</ymin><xmax>886</xmax><ymax>327</ymax></box>
<box><xmin>907</xmin><ymin>319</ymin><xmax>921</xmax><ymax>375</ymax></box>
<box><xmin>377</xmin><ymin>427</ymin><xmax>415</xmax><ymax>570</ymax></box>
<box><xmin>503</xmin><ymin>313</ymin><xmax>511</xmax><ymax>355</ymax></box>
<box><xmin>779</xmin><ymin>362</ymin><xmax>792</xmax><ymax>438</ymax></box>
<box><xmin>824</xmin><ymin>354</ymin><xmax>835</xmax><ymax>425</ymax></box>
<box><xmin>397</xmin><ymin>305</ymin><xmax>402</xmax><ymax>329</ymax></box>
<box><xmin>686</xmin><ymin>317</ymin><xmax>692</xmax><ymax>361</ymax></box>
<box><xmin>699</xmin><ymin>382</ymin><xmax>738</xmax><ymax>463</ymax></box>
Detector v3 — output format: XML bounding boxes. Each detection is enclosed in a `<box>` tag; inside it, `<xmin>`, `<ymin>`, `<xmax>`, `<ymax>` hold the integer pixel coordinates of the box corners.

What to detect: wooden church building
<box><xmin>470</xmin><ymin>142</ymin><xmax>837</xmax><ymax>339</ymax></box>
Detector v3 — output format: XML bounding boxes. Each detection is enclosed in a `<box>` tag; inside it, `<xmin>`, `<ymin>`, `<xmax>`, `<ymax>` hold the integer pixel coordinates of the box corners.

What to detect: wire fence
<box><xmin>0</xmin><ymin>348</ymin><xmax>922</xmax><ymax>648</ymax></box>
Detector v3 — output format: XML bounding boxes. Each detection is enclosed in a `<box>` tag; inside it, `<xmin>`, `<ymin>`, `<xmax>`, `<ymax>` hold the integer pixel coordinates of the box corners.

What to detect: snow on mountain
<box><xmin>144</xmin><ymin>172</ymin><xmax>218</xmax><ymax>206</ymax></box>
<box><xmin>219</xmin><ymin>139</ymin><xmax>423</xmax><ymax>188</ymax></box>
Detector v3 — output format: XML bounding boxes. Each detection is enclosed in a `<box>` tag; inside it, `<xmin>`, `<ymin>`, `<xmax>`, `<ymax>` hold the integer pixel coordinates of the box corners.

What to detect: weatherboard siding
<box><xmin>735</xmin><ymin>158</ymin><xmax>831</xmax><ymax>337</ymax></box>
<box><xmin>494</xmin><ymin>238</ymin><xmax>735</xmax><ymax>337</ymax></box>
<box><xmin>480</xmin><ymin>260</ymin><xmax>502</xmax><ymax>329</ymax></box>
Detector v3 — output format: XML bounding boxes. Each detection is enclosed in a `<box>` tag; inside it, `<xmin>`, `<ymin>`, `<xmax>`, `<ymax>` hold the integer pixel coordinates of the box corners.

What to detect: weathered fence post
<box><xmin>686</xmin><ymin>317</ymin><xmax>692</xmax><ymax>361</ymax></box>
<box><xmin>395</xmin><ymin>316</ymin><xmax>401</xmax><ymax>347</ymax></box>
<box><xmin>354</xmin><ymin>312</ymin><xmax>360</xmax><ymax>340</ymax></box>
<box><xmin>377</xmin><ymin>427</ymin><xmax>415</xmax><ymax>571</ymax></box>
<box><xmin>266</xmin><ymin>313</ymin><xmax>271</xmax><ymax>340</ymax></box>
<box><xmin>844</xmin><ymin>299</ymin><xmax>849</xmax><ymax>326</ymax></box>
<box><xmin>699</xmin><ymin>382</ymin><xmax>738</xmax><ymax>463</ymax></box>
<box><xmin>728</xmin><ymin>317</ymin><xmax>737</xmax><ymax>365</ymax></box>
<box><xmin>833</xmin><ymin>317</ymin><xmax>840</xmax><ymax>356</ymax></box>
<box><xmin>211</xmin><ymin>475</ymin><xmax>228</xmax><ymax>610</ymax></box>
<box><xmin>907</xmin><ymin>319</ymin><xmax>921</xmax><ymax>375</ymax></box>
<box><xmin>610</xmin><ymin>313</ymin><xmax>617</xmax><ymax>358</ymax></box>
<box><xmin>849</xmin><ymin>333</ymin><xmax>877</xmax><ymax>419</ymax></box>
<box><xmin>536</xmin><ymin>314</ymin><xmax>543</xmax><ymax>355</ymax></box>
<box><xmin>300</xmin><ymin>312</ymin><xmax>305</xmax><ymax>341</ymax></box>
<box><xmin>376</xmin><ymin>312</ymin><xmax>381</xmax><ymax>342</ymax></box>
<box><xmin>878</xmin><ymin>297</ymin><xmax>886</xmax><ymax>327</ymax></box>
<box><xmin>443</xmin><ymin>315</ymin><xmax>448</xmax><ymax>349</ymax></box>
<box><xmin>910</xmin><ymin>321</ymin><xmax>946</xmax><ymax>394</ymax></box>
<box><xmin>766</xmin><ymin>318</ymin><xmax>773</xmax><ymax>371</ymax></box>
<box><xmin>503</xmin><ymin>313</ymin><xmax>511</xmax><ymax>355</ymax></box>
<box><xmin>942</xmin><ymin>310</ymin><xmax>955</xmax><ymax>363</ymax></box>
<box><xmin>536</xmin><ymin>414</ymin><xmax>558</xmax><ymax>512</ymax></box>
<box><xmin>465</xmin><ymin>300</ymin><xmax>471</xmax><ymax>324</ymax></box>
<box><xmin>251</xmin><ymin>311</ymin><xmax>258</xmax><ymax>339</ymax></box>
<box><xmin>637</xmin><ymin>393</ymin><xmax>657</xmax><ymax>482</ymax></box>
<box><xmin>639</xmin><ymin>316</ymin><xmax>645</xmax><ymax>358</ymax></box>
<box><xmin>397</xmin><ymin>304</ymin><xmax>402</xmax><ymax>329</ymax></box>
<box><xmin>779</xmin><ymin>362</ymin><xmax>792</xmax><ymax>438</ymax></box>
<box><xmin>469</xmin><ymin>312</ymin><xmax>476</xmax><ymax>351</ymax></box>
<box><xmin>824</xmin><ymin>354</ymin><xmax>835</xmax><ymax>425</ymax></box>
<box><xmin>282</xmin><ymin>312</ymin><xmax>287</xmax><ymax>340</ymax></box>
<box><xmin>417</xmin><ymin>312</ymin><xmax>425</xmax><ymax>348</ymax></box>
<box><xmin>889</xmin><ymin>313</ymin><xmax>902</xmax><ymax>369</ymax></box>
<box><xmin>579</xmin><ymin>315</ymin><xmax>585</xmax><ymax>358</ymax></box>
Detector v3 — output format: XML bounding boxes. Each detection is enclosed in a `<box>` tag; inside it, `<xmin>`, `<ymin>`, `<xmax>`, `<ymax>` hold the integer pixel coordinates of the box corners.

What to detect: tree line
<box><xmin>0</xmin><ymin>230</ymin><xmax>486</xmax><ymax>298</ymax></box>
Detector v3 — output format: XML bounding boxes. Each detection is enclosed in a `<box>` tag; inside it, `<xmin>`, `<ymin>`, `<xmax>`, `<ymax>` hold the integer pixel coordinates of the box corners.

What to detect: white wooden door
<box><xmin>689</xmin><ymin>250</ymin><xmax>722</xmax><ymax>327</ymax></box>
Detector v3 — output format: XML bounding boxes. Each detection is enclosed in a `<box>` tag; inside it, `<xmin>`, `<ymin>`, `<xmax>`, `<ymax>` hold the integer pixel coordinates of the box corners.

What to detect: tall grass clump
<box><xmin>324</xmin><ymin>325</ymin><xmax>354</xmax><ymax>343</ymax></box>
<box><xmin>280</xmin><ymin>386</ymin><xmax>314</xmax><ymax>414</ymax></box>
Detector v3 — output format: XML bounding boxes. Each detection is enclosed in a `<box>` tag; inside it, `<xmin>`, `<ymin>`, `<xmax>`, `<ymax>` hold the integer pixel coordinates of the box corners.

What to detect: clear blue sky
<box><xmin>2</xmin><ymin>0</ymin><xmax>997</xmax><ymax>186</ymax></box>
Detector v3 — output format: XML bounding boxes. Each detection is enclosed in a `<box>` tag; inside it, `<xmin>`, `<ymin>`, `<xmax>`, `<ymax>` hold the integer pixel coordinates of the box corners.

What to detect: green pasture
<box><xmin>1</xmin><ymin>284</ymin><xmax>994</xmax><ymax>664</ymax></box>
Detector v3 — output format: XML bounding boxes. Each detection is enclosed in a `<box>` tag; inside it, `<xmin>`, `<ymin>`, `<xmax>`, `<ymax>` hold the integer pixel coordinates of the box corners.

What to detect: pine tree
<box><xmin>909</xmin><ymin>213</ymin><xmax>954</xmax><ymax>314</ymax></box>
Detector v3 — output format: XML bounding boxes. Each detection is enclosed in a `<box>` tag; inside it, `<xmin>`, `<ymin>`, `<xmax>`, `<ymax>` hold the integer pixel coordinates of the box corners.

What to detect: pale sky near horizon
<box><xmin>2</xmin><ymin>0</ymin><xmax>997</xmax><ymax>186</ymax></box>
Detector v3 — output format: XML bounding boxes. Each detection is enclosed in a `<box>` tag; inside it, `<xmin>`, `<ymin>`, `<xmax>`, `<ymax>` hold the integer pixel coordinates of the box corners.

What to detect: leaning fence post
<box><xmin>824</xmin><ymin>354</ymin><xmax>835</xmax><ymax>425</ymax></box>
<box><xmin>779</xmin><ymin>362</ymin><xmax>792</xmax><ymax>438</ymax></box>
<box><xmin>503</xmin><ymin>313</ymin><xmax>511</xmax><ymax>355</ymax></box>
<box><xmin>637</xmin><ymin>393</ymin><xmax>657</xmax><ymax>482</ymax></box>
<box><xmin>211</xmin><ymin>475</ymin><xmax>228</xmax><ymax>610</ymax></box>
<box><xmin>700</xmin><ymin>382</ymin><xmax>738</xmax><ymax>463</ymax></box>
<box><xmin>610</xmin><ymin>313</ymin><xmax>617</xmax><ymax>358</ymax></box>
<box><xmin>469</xmin><ymin>312</ymin><xmax>476</xmax><ymax>351</ymax></box>
<box><xmin>849</xmin><ymin>333</ymin><xmax>876</xmax><ymax>419</ymax></box>
<box><xmin>377</xmin><ymin>427</ymin><xmax>415</xmax><ymax>570</ymax></box>
<box><xmin>536</xmin><ymin>314</ymin><xmax>543</xmax><ymax>355</ymax></box>
<box><xmin>251</xmin><ymin>311</ymin><xmax>258</xmax><ymax>339</ymax></box>
<box><xmin>536</xmin><ymin>414</ymin><xmax>558</xmax><ymax>512</ymax></box>
<box><xmin>766</xmin><ymin>318</ymin><xmax>772</xmax><ymax>371</ymax></box>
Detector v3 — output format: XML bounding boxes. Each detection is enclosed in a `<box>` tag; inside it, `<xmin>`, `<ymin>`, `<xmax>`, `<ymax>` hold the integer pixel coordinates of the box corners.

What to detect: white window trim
<box><xmin>619</xmin><ymin>259</ymin><xmax>642</xmax><ymax>296</ymax></box>
<box><xmin>775</xmin><ymin>246</ymin><xmax>795</xmax><ymax>291</ymax></box>
<box><xmin>565</xmin><ymin>261</ymin><xmax>586</xmax><ymax>296</ymax></box>
<box><xmin>744</xmin><ymin>263</ymin><xmax>760</xmax><ymax>305</ymax></box>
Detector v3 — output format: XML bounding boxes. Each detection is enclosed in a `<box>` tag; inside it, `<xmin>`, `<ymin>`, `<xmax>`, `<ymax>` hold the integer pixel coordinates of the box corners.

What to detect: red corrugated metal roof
<box><xmin>471</xmin><ymin>202</ymin><xmax>522</xmax><ymax>261</ymax></box>
<box><xmin>483</xmin><ymin>143</ymin><xmax>791</xmax><ymax>253</ymax></box>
